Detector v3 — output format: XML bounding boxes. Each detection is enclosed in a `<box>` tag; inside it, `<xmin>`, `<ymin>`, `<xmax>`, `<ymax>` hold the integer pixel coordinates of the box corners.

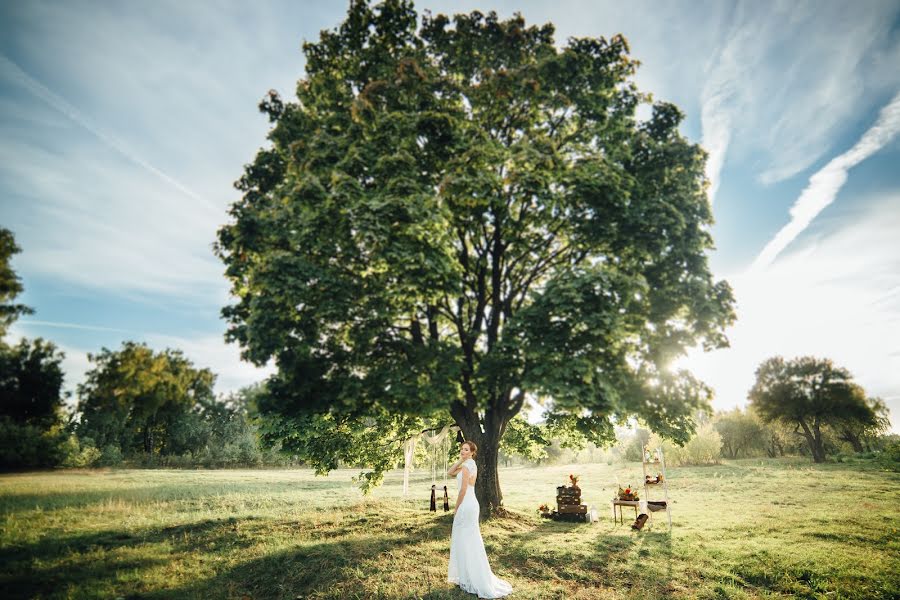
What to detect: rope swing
<box><xmin>406</xmin><ymin>424</ymin><xmax>460</xmax><ymax>512</ymax></box>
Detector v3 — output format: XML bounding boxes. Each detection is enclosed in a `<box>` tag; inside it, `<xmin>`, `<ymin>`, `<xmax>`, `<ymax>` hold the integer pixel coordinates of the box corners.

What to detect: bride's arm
<box><xmin>447</xmin><ymin>459</ymin><xmax>464</xmax><ymax>476</ymax></box>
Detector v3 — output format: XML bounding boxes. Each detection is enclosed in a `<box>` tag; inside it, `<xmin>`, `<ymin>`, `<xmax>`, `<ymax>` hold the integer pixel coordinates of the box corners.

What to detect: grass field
<box><xmin>1</xmin><ymin>458</ymin><xmax>898</xmax><ymax>599</ymax></box>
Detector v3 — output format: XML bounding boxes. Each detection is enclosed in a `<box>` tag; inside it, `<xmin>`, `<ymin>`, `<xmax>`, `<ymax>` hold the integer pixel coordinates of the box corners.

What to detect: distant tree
<box><xmin>749</xmin><ymin>356</ymin><xmax>876</xmax><ymax>463</ymax></box>
<box><xmin>0</xmin><ymin>338</ymin><xmax>66</xmax><ymax>427</ymax></box>
<box><xmin>0</xmin><ymin>228</ymin><xmax>34</xmax><ymax>338</ymax></box>
<box><xmin>748</xmin><ymin>406</ymin><xmax>795</xmax><ymax>458</ymax></box>
<box><xmin>616</xmin><ymin>426</ymin><xmax>651</xmax><ymax>462</ymax></box>
<box><xmin>77</xmin><ymin>342</ymin><xmax>216</xmax><ymax>457</ymax></box>
<box><xmin>829</xmin><ymin>390</ymin><xmax>890</xmax><ymax>453</ymax></box>
<box><xmin>713</xmin><ymin>408</ymin><xmax>764</xmax><ymax>459</ymax></box>
<box><xmin>0</xmin><ymin>230</ymin><xmax>73</xmax><ymax>470</ymax></box>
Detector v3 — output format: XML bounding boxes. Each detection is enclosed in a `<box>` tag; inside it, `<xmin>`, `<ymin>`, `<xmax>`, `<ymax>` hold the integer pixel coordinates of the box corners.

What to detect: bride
<box><xmin>447</xmin><ymin>440</ymin><xmax>513</xmax><ymax>598</ymax></box>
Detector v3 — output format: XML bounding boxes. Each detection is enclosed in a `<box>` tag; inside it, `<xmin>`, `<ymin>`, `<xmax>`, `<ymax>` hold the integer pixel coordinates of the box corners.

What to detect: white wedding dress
<box><xmin>447</xmin><ymin>458</ymin><xmax>513</xmax><ymax>598</ymax></box>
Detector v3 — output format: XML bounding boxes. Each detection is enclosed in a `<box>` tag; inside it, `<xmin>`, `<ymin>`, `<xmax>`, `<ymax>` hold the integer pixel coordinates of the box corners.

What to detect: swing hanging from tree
<box><xmin>404</xmin><ymin>424</ymin><xmax>461</xmax><ymax>512</ymax></box>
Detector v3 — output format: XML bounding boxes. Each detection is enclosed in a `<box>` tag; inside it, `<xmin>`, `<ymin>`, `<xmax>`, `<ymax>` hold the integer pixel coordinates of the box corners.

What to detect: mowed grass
<box><xmin>1</xmin><ymin>458</ymin><xmax>898</xmax><ymax>599</ymax></box>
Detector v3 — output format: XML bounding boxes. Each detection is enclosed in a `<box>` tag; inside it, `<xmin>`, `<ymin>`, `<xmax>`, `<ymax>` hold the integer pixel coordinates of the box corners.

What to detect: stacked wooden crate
<box><xmin>555</xmin><ymin>485</ymin><xmax>588</xmax><ymax>522</ymax></box>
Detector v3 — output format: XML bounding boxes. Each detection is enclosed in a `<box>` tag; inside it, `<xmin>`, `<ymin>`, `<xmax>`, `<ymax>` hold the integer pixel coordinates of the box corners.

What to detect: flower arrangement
<box><xmin>538</xmin><ymin>503</ymin><xmax>550</xmax><ymax>513</ymax></box>
<box><xmin>617</xmin><ymin>485</ymin><xmax>639</xmax><ymax>501</ymax></box>
<box><xmin>569</xmin><ymin>473</ymin><xmax>580</xmax><ymax>488</ymax></box>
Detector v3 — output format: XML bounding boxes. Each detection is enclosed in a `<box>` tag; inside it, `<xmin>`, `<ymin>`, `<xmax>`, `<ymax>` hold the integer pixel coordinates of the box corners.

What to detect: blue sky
<box><xmin>2</xmin><ymin>1</ymin><xmax>899</xmax><ymax>431</ymax></box>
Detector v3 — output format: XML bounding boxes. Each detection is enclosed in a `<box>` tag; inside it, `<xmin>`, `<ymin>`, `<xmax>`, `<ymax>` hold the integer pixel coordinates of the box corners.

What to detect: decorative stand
<box><xmin>640</xmin><ymin>445</ymin><xmax>672</xmax><ymax>531</ymax></box>
<box><xmin>610</xmin><ymin>446</ymin><xmax>672</xmax><ymax>531</ymax></box>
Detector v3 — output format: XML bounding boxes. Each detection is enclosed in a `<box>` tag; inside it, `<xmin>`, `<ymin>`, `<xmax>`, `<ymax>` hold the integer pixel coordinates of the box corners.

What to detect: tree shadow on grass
<box><xmin>1</xmin><ymin>516</ymin><xmax>262</xmax><ymax>599</ymax></box>
<box><xmin>138</xmin><ymin>516</ymin><xmax>456</xmax><ymax>599</ymax></box>
<box><xmin>479</xmin><ymin>513</ymin><xmax>675</xmax><ymax>597</ymax></box>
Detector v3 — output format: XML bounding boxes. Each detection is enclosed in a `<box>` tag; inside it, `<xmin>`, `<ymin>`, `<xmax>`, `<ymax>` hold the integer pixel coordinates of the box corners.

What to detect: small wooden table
<box><xmin>611</xmin><ymin>499</ymin><xmax>640</xmax><ymax>525</ymax></box>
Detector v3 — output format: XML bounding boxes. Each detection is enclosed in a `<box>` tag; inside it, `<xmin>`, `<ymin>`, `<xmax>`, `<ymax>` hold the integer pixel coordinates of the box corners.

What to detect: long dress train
<box><xmin>447</xmin><ymin>458</ymin><xmax>513</xmax><ymax>598</ymax></box>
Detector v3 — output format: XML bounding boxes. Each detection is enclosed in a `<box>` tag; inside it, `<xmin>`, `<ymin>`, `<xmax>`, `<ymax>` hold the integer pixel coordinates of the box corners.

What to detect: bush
<box><xmin>876</xmin><ymin>440</ymin><xmax>900</xmax><ymax>472</ymax></box>
<box><xmin>98</xmin><ymin>444</ymin><xmax>123</xmax><ymax>467</ymax></box>
<box><xmin>648</xmin><ymin>422</ymin><xmax>722</xmax><ymax>467</ymax></box>
<box><xmin>0</xmin><ymin>417</ymin><xmax>68</xmax><ymax>470</ymax></box>
<box><xmin>60</xmin><ymin>435</ymin><xmax>101</xmax><ymax>468</ymax></box>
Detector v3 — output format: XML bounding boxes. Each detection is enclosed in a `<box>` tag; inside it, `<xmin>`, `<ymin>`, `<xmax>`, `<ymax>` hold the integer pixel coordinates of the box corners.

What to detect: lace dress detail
<box><xmin>447</xmin><ymin>458</ymin><xmax>513</xmax><ymax>598</ymax></box>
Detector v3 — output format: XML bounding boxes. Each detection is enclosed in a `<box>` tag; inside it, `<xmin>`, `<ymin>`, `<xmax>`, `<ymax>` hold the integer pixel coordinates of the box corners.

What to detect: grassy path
<box><xmin>1</xmin><ymin>458</ymin><xmax>897</xmax><ymax>599</ymax></box>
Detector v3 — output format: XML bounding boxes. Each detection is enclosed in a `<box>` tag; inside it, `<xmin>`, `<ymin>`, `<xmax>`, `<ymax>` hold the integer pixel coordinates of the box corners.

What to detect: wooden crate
<box><xmin>556</xmin><ymin>495</ymin><xmax>582</xmax><ymax>506</ymax></box>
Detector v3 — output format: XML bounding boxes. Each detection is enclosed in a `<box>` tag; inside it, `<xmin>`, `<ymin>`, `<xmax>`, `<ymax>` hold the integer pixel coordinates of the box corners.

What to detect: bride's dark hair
<box><xmin>462</xmin><ymin>440</ymin><xmax>478</xmax><ymax>459</ymax></box>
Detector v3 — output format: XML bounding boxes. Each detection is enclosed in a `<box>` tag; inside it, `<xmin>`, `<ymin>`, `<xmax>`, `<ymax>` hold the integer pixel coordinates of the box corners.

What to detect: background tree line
<box><xmin>2</xmin><ymin>226</ymin><xmax>897</xmax><ymax>472</ymax></box>
<box><xmin>0</xmin><ymin>227</ymin><xmax>296</xmax><ymax>470</ymax></box>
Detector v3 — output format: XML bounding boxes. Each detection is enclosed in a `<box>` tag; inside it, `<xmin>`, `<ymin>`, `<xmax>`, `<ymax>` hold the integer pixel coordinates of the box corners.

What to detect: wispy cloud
<box><xmin>0</xmin><ymin>54</ymin><xmax>219</xmax><ymax>214</ymax></box>
<box><xmin>18</xmin><ymin>320</ymin><xmax>144</xmax><ymax>336</ymax></box>
<box><xmin>0</xmin><ymin>1</ymin><xmax>305</xmax><ymax>302</ymax></box>
<box><xmin>698</xmin><ymin>1</ymin><xmax>900</xmax><ymax>194</ymax></box>
<box><xmin>752</xmin><ymin>90</ymin><xmax>900</xmax><ymax>271</ymax></box>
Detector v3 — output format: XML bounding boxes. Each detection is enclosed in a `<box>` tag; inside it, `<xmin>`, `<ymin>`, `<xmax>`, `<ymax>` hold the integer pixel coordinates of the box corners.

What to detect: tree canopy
<box><xmin>749</xmin><ymin>356</ymin><xmax>877</xmax><ymax>463</ymax></box>
<box><xmin>0</xmin><ymin>227</ymin><xmax>34</xmax><ymax>339</ymax></box>
<box><xmin>0</xmin><ymin>338</ymin><xmax>66</xmax><ymax>427</ymax></box>
<box><xmin>77</xmin><ymin>342</ymin><xmax>216</xmax><ymax>456</ymax></box>
<box><xmin>216</xmin><ymin>0</ymin><xmax>735</xmax><ymax>515</ymax></box>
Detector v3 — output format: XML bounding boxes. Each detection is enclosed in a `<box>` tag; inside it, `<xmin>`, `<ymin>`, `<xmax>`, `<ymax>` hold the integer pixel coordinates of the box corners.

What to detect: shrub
<box><xmin>60</xmin><ymin>435</ymin><xmax>101</xmax><ymax>468</ymax></box>
<box><xmin>98</xmin><ymin>444</ymin><xmax>123</xmax><ymax>467</ymax></box>
<box><xmin>0</xmin><ymin>417</ymin><xmax>68</xmax><ymax>469</ymax></box>
<box><xmin>876</xmin><ymin>440</ymin><xmax>900</xmax><ymax>472</ymax></box>
<box><xmin>647</xmin><ymin>422</ymin><xmax>722</xmax><ymax>466</ymax></box>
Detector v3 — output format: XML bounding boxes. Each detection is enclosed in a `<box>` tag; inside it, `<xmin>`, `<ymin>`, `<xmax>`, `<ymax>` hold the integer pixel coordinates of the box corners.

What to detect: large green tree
<box><xmin>0</xmin><ymin>228</ymin><xmax>34</xmax><ymax>338</ymax></box>
<box><xmin>77</xmin><ymin>342</ymin><xmax>216</xmax><ymax>456</ymax></box>
<box><xmin>749</xmin><ymin>356</ymin><xmax>877</xmax><ymax>463</ymax></box>
<box><xmin>216</xmin><ymin>1</ymin><xmax>734</xmax><ymax>516</ymax></box>
<box><xmin>0</xmin><ymin>228</ymin><xmax>70</xmax><ymax>469</ymax></box>
<box><xmin>0</xmin><ymin>338</ymin><xmax>66</xmax><ymax>427</ymax></box>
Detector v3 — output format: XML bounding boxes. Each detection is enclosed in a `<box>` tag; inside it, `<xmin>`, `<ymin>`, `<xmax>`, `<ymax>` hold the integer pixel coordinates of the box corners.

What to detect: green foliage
<box><xmin>498</xmin><ymin>414</ymin><xmax>549</xmax><ymax>462</ymax></box>
<box><xmin>258</xmin><ymin>404</ymin><xmax>426</xmax><ymax>492</ymax></box>
<box><xmin>0</xmin><ymin>337</ymin><xmax>66</xmax><ymax>427</ymax></box>
<box><xmin>876</xmin><ymin>437</ymin><xmax>900</xmax><ymax>472</ymax></box>
<box><xmin>76</xmin><ymin>341</ymin><xmax>217</xmax><ymax>457</ymax></box>
<box><xmin>750</xmin><ymin>356</ymin><xmax>878</xmax><ymax>463</ymax></box>
<box><xmin>713</xmin><ymin>408</ymin><xmax>765</xmax><ymax>459</ymax></box>
<box><xmin>616</xmin><ymin>427</ymin><xmax>651</xmax><ymax>462</ymax></box>
<box><xmin>215</xmin><ymin>0</ymin><xmax>735</xmax><ymax>504</ymax></box>
<box><xmin>0</xmin><ymin>227</ymin><xmax>34</xmax><ymax>337</ymax></box>
<box><xmin>60</xmin><ymin>435</ymin><xmax>102</xmax><ymax>468</ymax></box>
<box><xmin>648</xmin><ymin>421</ymin><xmax>721</xmax><ymax>466</ymax></box>
<box><xmin>97</xmin><ymin>443</ymin><xmax>123</xmax><ymax>467</ymax></box>
<box><xmin>0</xmin><ymin>417</ymin><xmax>68</xmax><ymax>469</ymax></box>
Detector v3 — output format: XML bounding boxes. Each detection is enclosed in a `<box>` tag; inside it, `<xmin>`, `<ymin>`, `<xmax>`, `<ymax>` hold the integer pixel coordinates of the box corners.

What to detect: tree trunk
<box><xmin>143</xmin><ymin>426</ymin><xmax>153</xmax><ymax>455</ymax></box>
<box><xmin>475</xmin><ymin>439</ymin><xmax>503</xmax><ymax>519</ymax></box>
<box><xmin>839</xmin><ymin>428</ymin><xmax>864</xmax><ymax>453</ymax></box>
<box><xmin>798</xmin><ymin>419</ymin><xmax>826</xmax><ymax>463</ymax></box>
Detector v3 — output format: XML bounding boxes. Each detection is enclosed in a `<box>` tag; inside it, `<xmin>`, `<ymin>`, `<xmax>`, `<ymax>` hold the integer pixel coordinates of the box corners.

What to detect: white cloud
<box><xmin>144</xmin><ymin>332</ymin><xmax>276</xmax><ymax>397</ymax></box>
<box><xmin>752</xmin><ymin>90</ymin><xmax>900</xmax><ymax>270</ymax></box>
<box><xmin>679</xmin><ymin>192</ymin><xmax>900</xmax><ymax>432</ymax></box>
<box><xmin>0</xmin><ymin>54</ymin><xmax>219</xmax><ymax>213</ymax></box>
<box><xmin>7</xmin><ymin>321</ymin><xmax>274</xmax><ymax>402</ymax></box>
<box><xmin>699</xmin><ymin>1</ymin><xmax>900</xmax><ymax>190</ymax></box>
<box><xmin>0</xmin><ymin>1</ymin><xmax>306</xmax><ymax>303</ymax></box>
